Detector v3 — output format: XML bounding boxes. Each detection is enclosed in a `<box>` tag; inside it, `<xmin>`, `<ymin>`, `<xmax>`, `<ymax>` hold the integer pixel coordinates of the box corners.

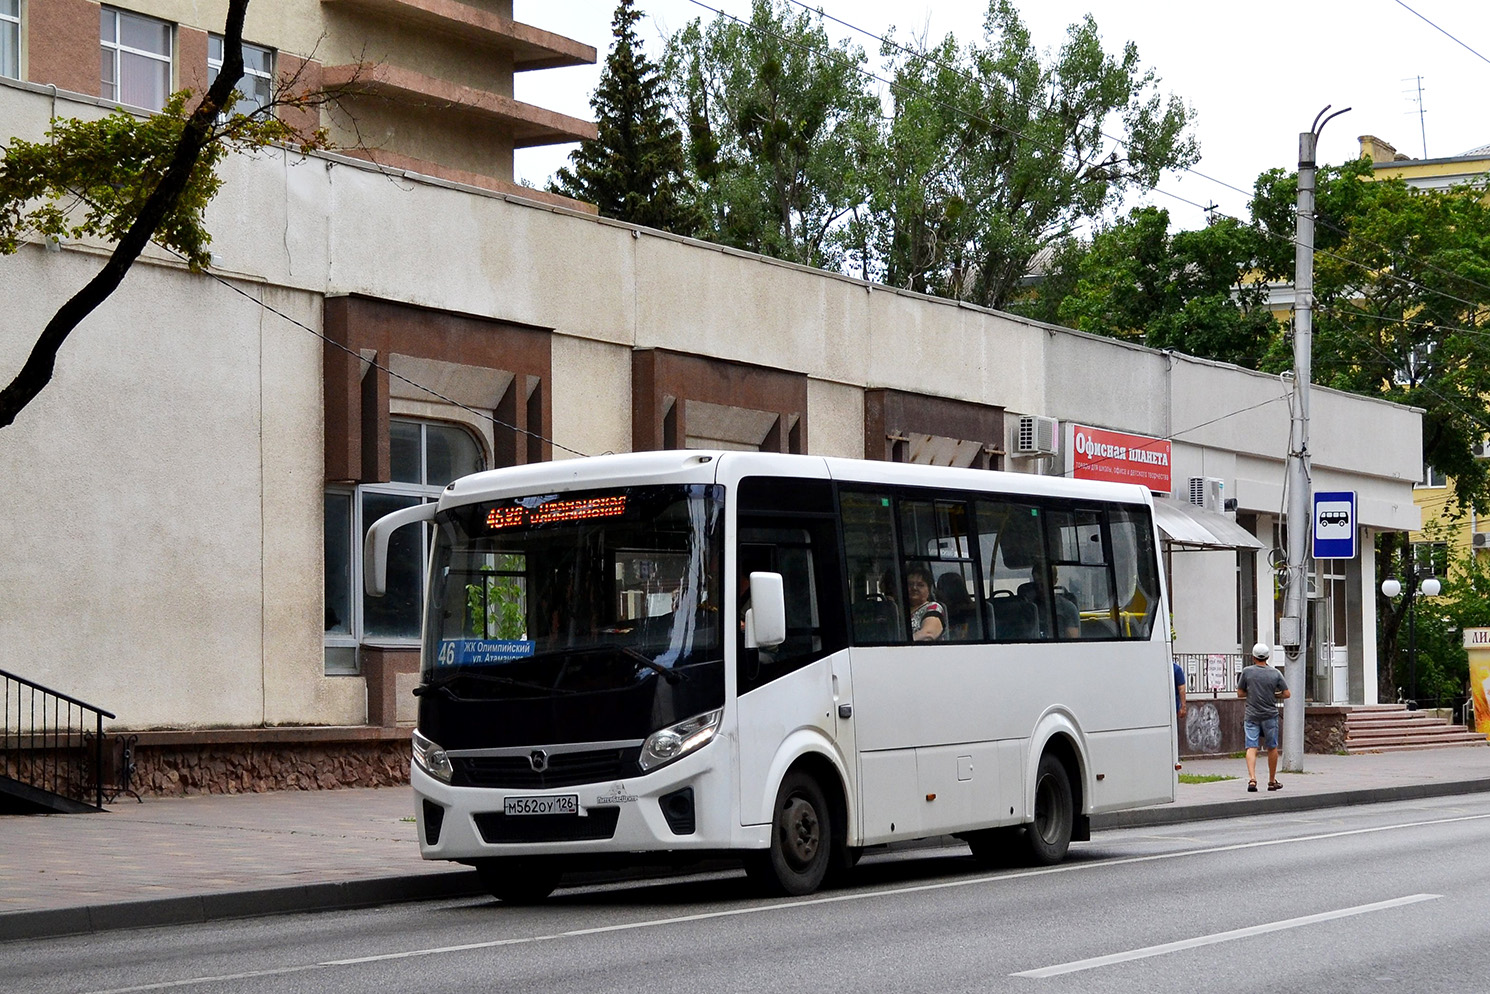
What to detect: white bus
<box><xmin>366</xmin><ymin>450</ymin><xmax>1175</xmax><ymax>902</ymax></box>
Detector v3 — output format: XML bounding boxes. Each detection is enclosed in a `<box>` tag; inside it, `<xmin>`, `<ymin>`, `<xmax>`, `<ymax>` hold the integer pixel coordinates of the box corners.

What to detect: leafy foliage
<box><xmin>1377</xmin><ymin>522</ymin><xmax>1490</xmax><ymax>705</ymax></box>
<box><xmin>1252</xmin><ymin>159</ymin><xmax>1490</xmax><ymax>515</ymax></box>
<box><xmin>550</xmin><ymin>0</ymin><xmax>698</xmax><ymax>234</ymax></box>
<box><xmin>860</xmin><ymin>0</ymin><xmax>1198</xmax><ymax>309</ymax></box>
<box><xmin>0</xmin><ymin>91</ymin><xmax>310</xmax><ymax>272</ymax></box>
<box><xmin>664</xmin><ymin>0</ymin><xmax>880</xmax><ymax>268</ymax></box>
<box><xmin>1044</xmin><ymin>206</ymin><xmax>1280</xmax><ymax>366</ymax></box>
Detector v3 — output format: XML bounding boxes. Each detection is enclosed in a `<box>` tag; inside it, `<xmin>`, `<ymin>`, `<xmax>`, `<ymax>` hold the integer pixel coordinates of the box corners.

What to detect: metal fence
<box><xmin>2</xmin><ymin>667</ymin><xmax>116</xmax><ymax>810</ymax></box>
<box><xmin>1176</xmin><ymin>652</ymin><xmax>1246</xmax><ymax>697</ymax></box>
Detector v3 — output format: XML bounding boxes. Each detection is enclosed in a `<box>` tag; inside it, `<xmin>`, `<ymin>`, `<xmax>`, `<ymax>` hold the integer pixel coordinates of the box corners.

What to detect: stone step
<box><xmin>1343</xmin><ymin>739</ymin><xmax>1488</xmax><ymax>754</ymax></box>
<box><xmin>1346</xmin><ymin>719</ymin><xmax>1459</xmax><ymax>734</ymax></box>
<box><xmin>1346</xmin><ymin>729</ymin><xmax>1487</xmax><ymax>745</ymax></box>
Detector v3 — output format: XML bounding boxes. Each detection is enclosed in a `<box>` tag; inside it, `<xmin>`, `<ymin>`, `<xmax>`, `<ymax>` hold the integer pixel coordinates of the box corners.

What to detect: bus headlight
<box><xmin>639</xmin><ymin>708</ymin><xmax>723</xmax><ymax>772</ymax></box>
<box><xmin>412</xmin><ymin>729</ymin><xmax>454</xmax><ymax>784</ymax></box>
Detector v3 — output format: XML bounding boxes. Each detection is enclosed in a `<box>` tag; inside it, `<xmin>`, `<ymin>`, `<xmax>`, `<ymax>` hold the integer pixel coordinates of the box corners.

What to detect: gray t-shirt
<box><xmin>1238</xmin><ymin>663</ymin><xmax>1288</xmax><ymax>721</ymax></box>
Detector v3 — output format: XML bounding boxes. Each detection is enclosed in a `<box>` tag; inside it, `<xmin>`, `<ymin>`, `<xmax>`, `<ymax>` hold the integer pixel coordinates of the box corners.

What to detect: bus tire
<box><xmin>751</xmin><ymin>771</ymin><xmax>832</xmax><ymax>896</ymax></box>
<box><xmin>1025</xmin><ymin>753</ymin><xmax>1074</xmax><ymax>866</ymax></box>
<box><xmin>475</xmin><ymin>857</ymin><xmax>563</xmax><ymax>905</ymax></box>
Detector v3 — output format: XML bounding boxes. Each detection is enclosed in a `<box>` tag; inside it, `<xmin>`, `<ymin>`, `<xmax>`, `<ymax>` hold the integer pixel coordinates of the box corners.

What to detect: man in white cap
<box><xmin>1237</xmin><ymin>643</ymin><xmax>1290</xmax><ymax>792</ymax></box>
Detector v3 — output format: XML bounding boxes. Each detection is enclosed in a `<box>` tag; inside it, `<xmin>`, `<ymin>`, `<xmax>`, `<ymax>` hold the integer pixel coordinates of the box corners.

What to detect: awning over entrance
<box><xmin>1151</xmin><ymin>499</ymin><xmax>1266</xmax><ymax>551</ymax></box>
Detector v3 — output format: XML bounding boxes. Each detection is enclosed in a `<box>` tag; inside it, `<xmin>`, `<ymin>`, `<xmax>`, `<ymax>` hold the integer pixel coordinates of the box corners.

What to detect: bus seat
<box><xmin>986</xmin><ymin>591</ymin><xmax>1037</xmax><ymax>641</ymax></box>
<box><xmin>852</xmin><ymin>596</ymin><xmax>901</xmax><ymax>643</ymax></box>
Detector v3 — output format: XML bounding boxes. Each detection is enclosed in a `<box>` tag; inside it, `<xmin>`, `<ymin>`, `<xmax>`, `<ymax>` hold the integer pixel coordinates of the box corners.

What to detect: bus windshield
<box><xmin>424</xmin><ymin>484</ymin><xmax>725</xmax><ymax>702</ymax></box>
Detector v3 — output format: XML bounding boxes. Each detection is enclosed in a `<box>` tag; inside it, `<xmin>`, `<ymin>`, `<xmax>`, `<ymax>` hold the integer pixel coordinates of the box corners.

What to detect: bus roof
<box><xmin>440</xmin><ymin>450</ymin><xmax>1155</xmax><ymax>510</ymax></box>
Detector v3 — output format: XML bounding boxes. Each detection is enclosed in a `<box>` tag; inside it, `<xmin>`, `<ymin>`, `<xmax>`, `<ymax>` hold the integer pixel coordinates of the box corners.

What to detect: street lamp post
<box><xmin>1381</xmin><ymin>574</ymin><xmax>1442</xmax><ymax>709</ymax></box>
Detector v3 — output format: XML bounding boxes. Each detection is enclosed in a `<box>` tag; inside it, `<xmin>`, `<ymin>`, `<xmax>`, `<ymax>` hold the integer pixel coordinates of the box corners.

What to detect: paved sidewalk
<box><xmin>2</xmin><ymin>747</ymin><xmax>1486</xmax><ymax>942</ymax></box>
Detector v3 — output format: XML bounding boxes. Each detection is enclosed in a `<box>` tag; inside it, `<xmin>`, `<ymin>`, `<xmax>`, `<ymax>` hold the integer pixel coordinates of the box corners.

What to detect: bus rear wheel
<box><xmin>1025</xmin><ymin>753</ymin><xmax>1074</xmax><ymax>866</ymax></box>
<box><xmin>475</xmin><ymin>857</ymin><xmax>563</xmax><ymax>905</ymax></box>
<box><xmin>748</xmin><ymin>771</ymin><xmax>832</xmax><ymax>896</ymax></box>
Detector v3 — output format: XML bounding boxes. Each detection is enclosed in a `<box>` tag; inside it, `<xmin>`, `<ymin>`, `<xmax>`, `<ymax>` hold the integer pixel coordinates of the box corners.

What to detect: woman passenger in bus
<box><xmin>904</xmin><ymin>565</ymin><xmax>945</xmax><ymax>641</ymax></box>
<box><xmin>935</xmin><ymin>572</ymin><xmax>977</xmax><ymax>641</ymax></box>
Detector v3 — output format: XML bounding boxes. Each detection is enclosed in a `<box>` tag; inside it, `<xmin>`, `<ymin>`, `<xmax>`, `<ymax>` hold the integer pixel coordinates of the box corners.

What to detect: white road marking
<box><xmin>1012</xmin><ymin>893</ymin><xmax>1442</xmax><ymax>978</ymax></box>
<box><xmin>78</xmin><ymin>810</ymin><xmax>1490</xmax><ymax>993</ymax></box>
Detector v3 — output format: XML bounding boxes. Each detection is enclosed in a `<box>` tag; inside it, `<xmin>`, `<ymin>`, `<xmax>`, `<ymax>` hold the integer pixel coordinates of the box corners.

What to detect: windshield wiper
<box><xmin>615</xmin><ymin>644</ymin><xmax>685</xmax><ymax>685</ymax></box>
<box><xmin>414</xmin><ymin>670</ymin><xmax>574</xmax><ymax>697</ymax></box>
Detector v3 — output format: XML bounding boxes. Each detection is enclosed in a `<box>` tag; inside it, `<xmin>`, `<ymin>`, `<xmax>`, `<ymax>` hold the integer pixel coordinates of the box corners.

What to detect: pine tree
<box><xmin>551</xmin><ymin>0</ymin><xmax>698</xmax><ymax>235</ymax></box>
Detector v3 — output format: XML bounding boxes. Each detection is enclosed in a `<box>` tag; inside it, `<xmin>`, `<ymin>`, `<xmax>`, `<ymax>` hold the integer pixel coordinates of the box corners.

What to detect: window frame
<box><xmin>324</xmin><ymin>418</ymin><xmax>486</xmax><ymax>675</ymax></box>
<box><xmin>207</xmin><ymin>32</ymin><xmax>275</xmax><ymax>116</ymax></box>
<box><xmin>841</xmin><ymin>483</ymin><xmax>1156</xmax><ymax>647</ymax></box>
<box><xmin>1</xmin><ymin>0</ymin><xmax>20</xmax><ymax>82</ymax></box>
<box><xmin>100</xmin><ymin>6</ymin><xmax>174</xmax><ymax>111</ymax></box>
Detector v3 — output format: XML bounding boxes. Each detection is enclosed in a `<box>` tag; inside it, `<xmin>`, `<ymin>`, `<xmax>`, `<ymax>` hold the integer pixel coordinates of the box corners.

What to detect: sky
<box><xmin>512</xmin><ymin>0</ymin><xmax>1490</xmax><ymax>232</ymax></box>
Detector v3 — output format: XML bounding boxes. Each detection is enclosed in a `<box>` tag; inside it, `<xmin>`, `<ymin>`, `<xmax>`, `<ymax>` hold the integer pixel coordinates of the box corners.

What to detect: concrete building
<box><xmin>0</xmin><ymin>6</ymin><xmax>1424</xmax><ymax>794</ymax></box>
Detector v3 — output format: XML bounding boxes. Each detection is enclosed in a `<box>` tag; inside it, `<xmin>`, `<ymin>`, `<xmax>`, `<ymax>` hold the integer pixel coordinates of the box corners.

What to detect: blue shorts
<box><xmin>1244</xmin><ymin>715</ymin><xmax>1280</xmax><ymax>750</ymax></box>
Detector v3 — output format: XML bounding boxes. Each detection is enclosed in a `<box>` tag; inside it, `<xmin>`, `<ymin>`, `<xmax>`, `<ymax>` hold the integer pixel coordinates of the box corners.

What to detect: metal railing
<box><xmin>2</xmin><ymin>667</ymin><xmax>116</xmax><ymax>810</ymax></box>
<box><xmin>1176</xmin><ymin>652</ymin><xmax>1245</xmax><ymax>696</ymax></box>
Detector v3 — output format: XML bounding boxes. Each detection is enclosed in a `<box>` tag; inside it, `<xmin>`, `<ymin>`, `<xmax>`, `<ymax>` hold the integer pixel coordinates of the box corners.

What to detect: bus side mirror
<box><xmin>364</xmin><ymin>503</ymin><xmax>437</xmax><ymax>596</ymax></box>
<box><xmin>744</xmin><ymin>571</ymin><xmax>786</xmax><ymax>649</ymax></box>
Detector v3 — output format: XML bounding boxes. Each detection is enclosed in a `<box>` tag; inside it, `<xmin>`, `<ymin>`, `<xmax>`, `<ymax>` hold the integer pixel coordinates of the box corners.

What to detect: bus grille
<box><xmin>474</xmin><ymin>807</ymin><xmax>621</xmax><ymax>843</ymax></box>
<box><xmin>454</xmin><ymin>748</ymin><xmax>638</xmax><ymax>789</ymax></box>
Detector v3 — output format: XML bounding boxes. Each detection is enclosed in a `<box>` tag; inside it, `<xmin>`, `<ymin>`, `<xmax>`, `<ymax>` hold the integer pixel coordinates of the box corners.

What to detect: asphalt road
<box><xmin>10</xmin><ymin>793</ymin><xmax>1490</xmax><ymax>994</ymax></box>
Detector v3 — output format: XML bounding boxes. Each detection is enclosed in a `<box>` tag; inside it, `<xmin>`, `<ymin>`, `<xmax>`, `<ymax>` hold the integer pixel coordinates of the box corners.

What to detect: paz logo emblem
<box><xmin>528</xmin><ymin>749</ymin><xmax>549</xmax><ymax>773</ymax></box>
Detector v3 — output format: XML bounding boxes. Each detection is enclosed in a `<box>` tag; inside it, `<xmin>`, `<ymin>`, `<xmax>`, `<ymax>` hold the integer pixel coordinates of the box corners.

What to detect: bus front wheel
<box><xmin>749</xmin><ymin>771</ymin><xmax>832</xmax><ymax>896</ymax></box>
<box><xmin>1025</xmin><ymin>753</ymin><xmax>1074</xmax><ymax>865</ymax></box>
<box><xmin>475</xmin><ymin>857</ymin><xmax>563</xmax><ymax>905</ymax></box>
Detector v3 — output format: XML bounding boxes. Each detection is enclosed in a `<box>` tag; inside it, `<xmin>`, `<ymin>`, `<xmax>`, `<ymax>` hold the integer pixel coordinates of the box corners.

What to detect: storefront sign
<box><xmin>1465</xmin><ymin>628</ymin><xmax>1490</xmax><ymax>736</ymax></box>
<box><xmin>1070</xmin><ymin>425</ymin><xmax>1172</xmax><ymax>493</ymax></box>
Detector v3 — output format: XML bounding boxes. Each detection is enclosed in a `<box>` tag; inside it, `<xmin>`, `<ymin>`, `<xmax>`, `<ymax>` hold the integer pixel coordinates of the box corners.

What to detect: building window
<box><xmin>1</xmin><ymin>0</ymin><xmax>19</xmax><ymax>81</ymax></box>
<box><xmin>1417</xmin><ymin>463</ymin><xmax>1447</xmax><ymax>489</ymax></box>
<box><xmin>100</xmin><ymin>7</ymin><xmax>172</xmax><ymax>111</ymax></box>
<box><xmin>1412</xmin><ymin>541</ymin><xmax>1448</xmax><ymax>577</ymax></box>
<box><xmin>208</xmin><ymin>33</ymin><xmax>274</xmax><ymax>116</ymax></box>
<box><xmin>324</xmin><ymin>419</ymin><xmax>485</xmax><ymax>674</ymax></box>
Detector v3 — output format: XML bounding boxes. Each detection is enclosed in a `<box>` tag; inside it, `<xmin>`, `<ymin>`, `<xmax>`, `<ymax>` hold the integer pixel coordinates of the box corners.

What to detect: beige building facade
<box><xmin>0</xmin><ymin>9</ymin><xmax>1425</xmax><ymax>784</ymax></box>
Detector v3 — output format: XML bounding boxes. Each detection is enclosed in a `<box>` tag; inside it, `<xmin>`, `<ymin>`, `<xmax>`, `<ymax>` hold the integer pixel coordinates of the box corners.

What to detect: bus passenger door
<box><xmin>829</xmin><ymin>651</ymin><xmax>858</xmax><ymax>839</ymax></box>
<box><xmin>731</xmin><ymin>474</ymin><xmax>851</xmax><ymax>828</ymax></box>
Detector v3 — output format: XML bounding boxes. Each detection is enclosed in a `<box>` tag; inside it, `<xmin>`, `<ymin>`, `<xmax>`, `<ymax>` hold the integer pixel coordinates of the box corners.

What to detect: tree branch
<box><xmin>0</xmin><ymin>0</ymin><xmax>250</xmax><ymax>430</ymax></box>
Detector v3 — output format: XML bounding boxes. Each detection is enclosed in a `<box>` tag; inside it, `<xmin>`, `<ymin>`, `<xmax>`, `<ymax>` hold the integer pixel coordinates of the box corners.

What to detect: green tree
<box><xmin>0</xmin><ymin>0</ymin><xmax>331</xmax><ymax>429</ymax></box>
<box><xmin>1045</xmin><ymin>206</ymin><xmax>1280</xmax><ymax>367</ymax></box>
<box><xmin>864</xmin><ymin>0</ymin><xmax>1198</xmax><ymax>309</ymax></box>
<box><xmin>664</xmin><ymin>0</ymin><xmax>880</xmax><ymax>268</ymax></box>
<box><xmin>550</xmin><ymin>0</ymin><xmax>698</xmax><ymax>235</ymax></box>
<box><xmin>1250</xmin><ymin>160</ymin><xmax>1490</xmax><ymax>516</ymax></box>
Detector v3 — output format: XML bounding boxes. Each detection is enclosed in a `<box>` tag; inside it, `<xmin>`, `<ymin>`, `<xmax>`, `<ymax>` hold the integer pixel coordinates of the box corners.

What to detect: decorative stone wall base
<box><xmin>111</xmin><ymin>727</ymin><xmax>412</xmax><ymax>798</ymax></box>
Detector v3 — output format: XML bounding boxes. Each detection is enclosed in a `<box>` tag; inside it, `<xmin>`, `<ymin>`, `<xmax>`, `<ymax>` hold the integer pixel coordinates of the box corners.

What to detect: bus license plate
<box><xmin>504</xmin><ymin>794</ymin><xmax>579</xmax><ymax>816</ymax></box>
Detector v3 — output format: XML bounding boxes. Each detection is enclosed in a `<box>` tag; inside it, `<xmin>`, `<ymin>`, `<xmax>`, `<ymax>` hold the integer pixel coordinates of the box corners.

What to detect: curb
<box><xmin>7</xmin><ymin>779</ymin><xmax>1489</xmax><ymax>943</ymax></box>
<box><xmin>1093</xmin><ymin>777</ymin><xmax>1490</xmax><ymax>830</ymax></box>
<box><xmin>0</xmin><ymin>870</ymin><xmax>485</xmax><ymax>944</ymax></box>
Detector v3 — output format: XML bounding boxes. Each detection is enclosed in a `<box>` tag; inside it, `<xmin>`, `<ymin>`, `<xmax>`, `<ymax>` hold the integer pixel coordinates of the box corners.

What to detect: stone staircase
<box><xmin>1344</xmin><ymin>705</ymin><xmax>1489</xmax><ymax>753</ymax></box>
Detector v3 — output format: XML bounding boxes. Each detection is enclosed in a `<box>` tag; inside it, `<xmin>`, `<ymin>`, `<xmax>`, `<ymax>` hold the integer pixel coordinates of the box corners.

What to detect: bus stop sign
<box><xmin>1312</xmin><ymin>491</ymin><xmax>1357</xmax><ymax>559</ymax></box>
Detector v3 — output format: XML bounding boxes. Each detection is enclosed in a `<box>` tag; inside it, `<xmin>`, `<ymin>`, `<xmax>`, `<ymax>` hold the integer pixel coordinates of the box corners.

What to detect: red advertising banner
<box><xmin>1070</xmin><ymin>424</ymin><xmax>1172</xmax><ymax>493</ymax></box>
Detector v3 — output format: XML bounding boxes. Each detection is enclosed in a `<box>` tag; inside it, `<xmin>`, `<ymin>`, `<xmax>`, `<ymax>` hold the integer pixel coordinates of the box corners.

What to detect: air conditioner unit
<box><xmin>1472</xmin><ymin>440</ymin><xmax>1490</xmax><ymax>460</ymax></box>
<box><xmin>1189</xmin><ymin>476</ymin><xmax>1224</xmax><ymax>513</ymax></box>
<box><xmin>1014</xmin><ymin>415</ymin><xmax>1058</xmax><ymax>456</ymax></box>
<box><xmin>1473</xmin><ymin>532</ymin><xmax>1490</xmax><ymax>550</ymax></box>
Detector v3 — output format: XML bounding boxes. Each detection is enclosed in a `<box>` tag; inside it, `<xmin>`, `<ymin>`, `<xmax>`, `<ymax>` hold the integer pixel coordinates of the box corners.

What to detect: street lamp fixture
<box><xmin>1380</xmin><ymin>574</ymin><xmax>1442</xmax><ymax>708</ymax></box>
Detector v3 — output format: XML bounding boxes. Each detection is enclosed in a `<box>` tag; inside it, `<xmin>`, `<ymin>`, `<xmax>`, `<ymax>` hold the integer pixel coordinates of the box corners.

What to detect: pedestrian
<box><xmin>1173</xmin><ymin>659</ymin><xmax>1187</xmax><ymax>720</ymax></box>
<box><xmin>1237</xmin><ymin>643</ymin><xmax>1290</xmax><ymax>792</ymax></box>
<box><xmin>1173</xmin><ymin>656</ymin><xmax>1187</xmax><ymax>770</ymax></box>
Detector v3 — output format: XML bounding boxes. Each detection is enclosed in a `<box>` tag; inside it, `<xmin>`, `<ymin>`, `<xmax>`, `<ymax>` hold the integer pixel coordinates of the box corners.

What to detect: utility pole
<box><xmin>1281</xmin><ymin>107</ymin><xmax>1348</xmax><ymax>772</ymax></box>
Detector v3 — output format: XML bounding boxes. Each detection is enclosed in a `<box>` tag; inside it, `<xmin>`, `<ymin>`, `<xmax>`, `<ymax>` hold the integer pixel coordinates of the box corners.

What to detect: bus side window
<box><xmin>842</xmin><ymin>491</ymin><xmax>903</xmax><ymax>644</ymax></box>
<box><xmin>1045</xmin><ymin>507</ymin><xmax>1119</xmax><ymax>640</ymax></box>
<box><xmin>976</xmin><ymin>501</ymin><xmax>1044</xmax><ymax>642</ymax></box>
<box><xmin>1108</xmin><ymin>505</ymin><xmax>1160</xmax><ymax>638</ymax></box>
<box><xmin>737</xmin><ymin>477</ymin><xmax>847</xmax><ymax>694</ymax></box>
